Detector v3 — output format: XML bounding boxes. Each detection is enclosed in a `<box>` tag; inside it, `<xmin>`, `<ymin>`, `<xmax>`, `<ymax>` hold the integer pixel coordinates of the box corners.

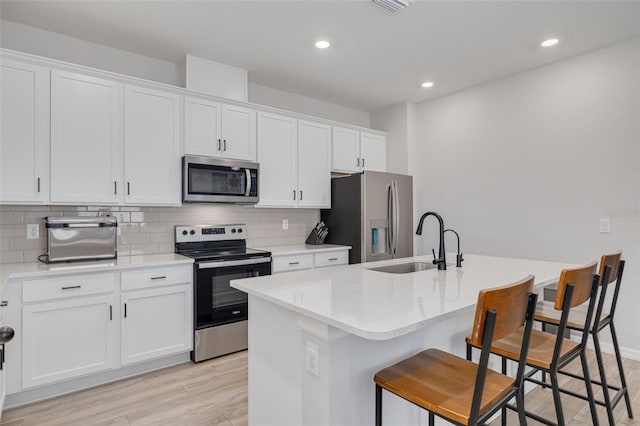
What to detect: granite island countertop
<box><xmin>231</xmin><ymin>253</ymin><xmax>577</xmax><ymax>340</ymax></box>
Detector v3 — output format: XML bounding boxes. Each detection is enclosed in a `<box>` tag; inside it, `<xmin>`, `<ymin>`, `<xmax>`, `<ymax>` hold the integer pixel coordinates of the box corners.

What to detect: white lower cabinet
<box><xmin>121</xmin><ymin>284</ymin><xmax>191</xmax><ymax>365</ymax></box>
<box><xmin>22</xmin><ymin>294</ymin><xmax>116</xmax><ymax>389</ymax></box>
<box><xmin>272</xmin><ymin>249</ymin><xmax>349</xmax><ymax>273</ymax></box>
<box><xmin>17</xmin><ymin>264</ymin><xmax>193</xmax><ymax>392</ymax></box>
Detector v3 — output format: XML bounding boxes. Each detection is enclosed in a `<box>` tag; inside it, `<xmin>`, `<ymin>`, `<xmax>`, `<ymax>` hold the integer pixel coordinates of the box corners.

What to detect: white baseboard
<box><xmin>584</xmin><ymin>339</ymin><xmax>640</xmax><ymax>362</ymax></box>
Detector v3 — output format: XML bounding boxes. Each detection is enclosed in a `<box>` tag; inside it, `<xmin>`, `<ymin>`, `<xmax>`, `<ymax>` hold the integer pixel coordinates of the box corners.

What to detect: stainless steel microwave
<box><xmin>183</xmin><ymin>155</ymin><xmax>259</xmax><ymax>204</ymax></box>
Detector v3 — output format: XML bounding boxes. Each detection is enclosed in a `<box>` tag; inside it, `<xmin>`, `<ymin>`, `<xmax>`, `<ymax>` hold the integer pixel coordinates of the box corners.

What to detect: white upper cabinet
<box><xmin>332</xmin><ymin>126</ymin><xmax>360</xmax><ymax>173</ymax></box>
<box><xmin>184</xmin><ymin>99</ymin><xmax>256</xmax><ymax>161</ymax></box>
<box><xmin>297</xmin><ymin>120</ymin><xmax>331</xmax><ymax>208</ymax></box>
<box><xmin>360</xmin><ymin>132</ymin><xmax>387</xmax><ymax>172</ymax></box>
<box><xmin>332</xmin><ymin>126</ymin><xmax>387</xmax><ymax>173</ymax></box>
<box><xmin>257</xmin><ymin>113</ymin><xmax>331</xmax><ymax>209</ymax></box>
<box><xmin>0</xmin><ymin>60</ymin><xmax>50</xmax><ymax>204</ymax></box>
<box><xmin>124</xmin><ymin>85</ymin><xmax>182</xmax><ymax>205</ymax></box>
<box><xmin>50</xmin><ymin>70</ymin><xmax>123</xmax><ymax>204</ymax></box>
<box><xmin>184</xmin><ymin>96</ymin><xmax>221</xmax><ymax>157</ymax></box>
<box><xmin>257</xmin><ymin>112</ymin><xmax>297</xmax><ymax>207</ymax></box>
<box><xmin>220</xmin><ymin>104</ymin><xmax>256</xmax><ymax>161</ymax></box>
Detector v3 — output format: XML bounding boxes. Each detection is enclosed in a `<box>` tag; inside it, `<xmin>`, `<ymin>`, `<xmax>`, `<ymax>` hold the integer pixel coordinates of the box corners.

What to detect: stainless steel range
<box><xmin>175</xmin><ymin>224</ymin><xmax>271</xmax><ymax>362</ymax></box>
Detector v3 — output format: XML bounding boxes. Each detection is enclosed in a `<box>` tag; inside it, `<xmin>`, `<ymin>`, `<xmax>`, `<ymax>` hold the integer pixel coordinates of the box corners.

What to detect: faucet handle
<box><xmin>432</xmin><ymin>248</ymin><xmax>437</xmax><ymax>265</ymax></box>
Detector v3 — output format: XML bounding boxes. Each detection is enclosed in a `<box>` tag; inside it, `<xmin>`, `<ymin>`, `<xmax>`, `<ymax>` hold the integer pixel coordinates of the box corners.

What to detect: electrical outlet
<box><xmin>27</xmin><ymin>224</ymin><xmax>40</xmax><ymax>239</ymax></box>
<box><xmin>282</xmin><ymin>219</ymin><xmax>289</xmax><ymax>230</ymax></box>
<box><xmin>598</xmin><ymin>218</ymin><xmax>611</xmax><ymax>234</ymax></box>
<box><xmin>306</xmin><ymin>340</ymin><xmax>319</xmax><ymax>376</ymax></box>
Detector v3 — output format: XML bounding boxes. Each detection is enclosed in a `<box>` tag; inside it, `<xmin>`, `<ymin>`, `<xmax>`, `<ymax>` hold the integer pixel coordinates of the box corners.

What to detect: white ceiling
<box><xmin>1</xmin><ymin>1</ymin><xmax>638</xmax><ymax>111</ymax></box>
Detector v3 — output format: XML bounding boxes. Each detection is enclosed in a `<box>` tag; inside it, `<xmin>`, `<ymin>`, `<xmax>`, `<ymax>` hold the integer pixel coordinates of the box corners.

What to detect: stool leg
<box><xmin>550</xmin><ymin>371</ymin><xmax>566</xmax><ymax>426</ymax></box>
<box><xmin>375</xmin><ymin>384</ymin><xmax>382</xmax><ymax>426</ymax></box>
<box><xmin>516</xmin><ymin>389</ymin><xmax>527</xmax><ymax>426</ymax></box>
<box><xmin>611</xmin><ymin>321</ymin><xmax>634</xmax><ymax>419</ymax></box>
<box><xmin>593</xmin><ymin>331</ymin><xmax>615</xmax><ymax>426</ymax></box>
<box><xmin>502</xmin><ymin>357</ymin><xmax>508</xmax><ymax>426</ymax></box>
<box><xmin>580</xmin><ymin>350</ymin><xmax>600</xmax><ymax>426</ymax></box>
<box><xmin>429</xmin><ymin>412</ymin><xmax>435</xmax><ymax>426</ymax></box>
<box><xmin>541</xmin><ymin>323</ymin><xmax>548</xmax><ymax>385</ymax></box>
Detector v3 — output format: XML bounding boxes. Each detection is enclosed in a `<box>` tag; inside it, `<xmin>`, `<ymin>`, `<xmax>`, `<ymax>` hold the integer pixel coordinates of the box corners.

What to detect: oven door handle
<box><xmin>198</xmin><ymin>257</ymin><xmax>272</xmax><ymax>269</ymax></box>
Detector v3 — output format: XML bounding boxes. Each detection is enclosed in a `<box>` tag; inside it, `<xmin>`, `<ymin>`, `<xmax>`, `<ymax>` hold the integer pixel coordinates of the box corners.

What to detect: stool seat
<box><xmin>374</xmin><ymin>348</ymin><xmax>515</xmax><ymax>425</ymax></box>
<box><xmin>534</xmin><ymin>299</ymin><xmax>601</xmax><ymax>330</ymax></box>
<box><xmin>486</xmin><ymin>328</ymin><xmax>581</xmax><ymax>369</ymax></box>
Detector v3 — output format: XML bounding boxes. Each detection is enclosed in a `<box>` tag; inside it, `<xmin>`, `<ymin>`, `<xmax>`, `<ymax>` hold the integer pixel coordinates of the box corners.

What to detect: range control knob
<box><xmin>237</xmin><ymin>228</ymin><xmax>243</xmax><ymax>233</ymax></box>
<box><xmin>231</xmin><ymin>229</ymin><xmax>237</xmax><ymax>234</ymax></box>
<box><xmin>190</xmin><ymin>230</ymin><xmax>196</xmax><ymax>235</ymax></box>
<box><xmin>182</xmin><ymin>230</ymin><xmax>188</xmax><ymax>236</ymax></box>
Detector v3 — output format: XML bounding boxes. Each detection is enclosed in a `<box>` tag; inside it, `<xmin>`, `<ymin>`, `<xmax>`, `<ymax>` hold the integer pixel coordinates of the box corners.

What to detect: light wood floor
<box><xmin>2</xmin><ymin>349</ymin><xmax>638</xmax><ymax>425</ymax></box>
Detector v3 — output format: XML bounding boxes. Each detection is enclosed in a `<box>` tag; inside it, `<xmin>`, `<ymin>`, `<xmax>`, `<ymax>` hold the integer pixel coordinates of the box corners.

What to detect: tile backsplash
<box><xmin>0</xmin><ymin>204</ymin><xmax>320</xmax><ymax>264</ymax></box>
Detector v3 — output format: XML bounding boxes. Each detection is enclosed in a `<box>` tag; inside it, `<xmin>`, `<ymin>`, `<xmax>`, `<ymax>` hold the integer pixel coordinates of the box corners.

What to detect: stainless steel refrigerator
<box><xmin>321</xmin><ymin>171</ymin><xmax>413</xmax><ymax>264</ymax></box>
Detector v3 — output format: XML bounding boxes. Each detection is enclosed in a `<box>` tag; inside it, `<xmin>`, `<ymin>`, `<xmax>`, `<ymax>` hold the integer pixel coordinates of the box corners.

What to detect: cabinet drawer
<box><xmin>272</xmin><ymin>254</ymin><xmax>313</xmax><ymax>273</ymax></box>
<box><xmin>314</xmin><ymin>251</ymin><xmax>349</xmax><ymax>268</ymax></box>
<box><xmin>121</xmin><ymin>265</ymin><xmax>192</xmax><ymax>291</ymax></box>
<box><xmin>23</xmin><ymin>273</ymin><xmax>117</xmax><ymax>303</ymax></box>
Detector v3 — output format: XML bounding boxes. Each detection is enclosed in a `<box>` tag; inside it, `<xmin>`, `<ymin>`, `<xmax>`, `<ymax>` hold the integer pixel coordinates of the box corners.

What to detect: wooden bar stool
<box><xmin>535</xmin><ymin>252</ymin><xmax>633</xmax><ymax>425</ymax></box>
<box><xmin>374</xmin><ymin>275</ymin><xmax>537</xmax><ymax>426</ymax></box>
<box><xmin>467</xmin><ymin>262</ymin><xmax>601</xmax><ymax>426</ymax></box>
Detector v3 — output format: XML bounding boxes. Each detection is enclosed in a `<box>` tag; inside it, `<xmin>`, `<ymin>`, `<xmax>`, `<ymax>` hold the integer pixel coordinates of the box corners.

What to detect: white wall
<box><xmin>0</xmin><ymin>19</ymin><xmax>370</xmax><ymax>127</ymax></box>
<box><xmin>248</xmin><ymin>83</ymin><xmax>370</xmax><ymax>128</ymax></box>
<box><xmin>410</xmin><ymin>38</ymin><xmax>640</xmax><ymax>352</ymax></box>
<box><xmin>370</xmin><ymin>103</ymin><xmax>412</xmax><ymax>174</ymax></box>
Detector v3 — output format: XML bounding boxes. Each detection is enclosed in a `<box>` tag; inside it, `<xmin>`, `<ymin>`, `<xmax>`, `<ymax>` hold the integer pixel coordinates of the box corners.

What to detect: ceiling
<box><xmin>1</xmin><ymin>1</ymin><xmax>638</xmax><ymax>111</ymax></box>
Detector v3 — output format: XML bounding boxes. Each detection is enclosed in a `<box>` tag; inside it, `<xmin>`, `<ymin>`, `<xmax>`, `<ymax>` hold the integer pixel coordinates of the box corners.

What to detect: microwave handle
<box><xmin>245</xmin><ymin>169</ymin><xmax>252</xmax><ymax>196</ymax></box>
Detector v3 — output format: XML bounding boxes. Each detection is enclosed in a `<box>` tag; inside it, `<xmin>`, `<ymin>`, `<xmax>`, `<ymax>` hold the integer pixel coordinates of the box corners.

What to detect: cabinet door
<box><xmin>298</xmin><ymin>120</ymin><xmax>331</xmax><ymax>208</ymax></box>
<box><xmin>0</xmin><ymin>60</ymin><xmax>50</xmax><ymax>204</ymax></box>
<box><xmin>124</xmin><ymin>85</ymin><xmax>182</xmax><ymax>205</ymax></box>
<box><xmin>256</xmin><ymin>112</ymin><xmax>297</xmax><ymax>207</ymax></box>
<box><xmin>184</xmin><ymin>96</ymin><xmax>222</xmax><ymax>157</ymax></box>
<box><xmin>360</xmin><ymin>132</ymin><xmax>386</xmax><ymax>172</ymax></box>
<box><xmin>22</xmin><ymin>295</ymin><xmax>116</xmax><ymax>388</ymax></box>
<box><xmin>332</xmin><ymin>126</ymin><xmax>360</xmax><ymax>173</ymax></box>
<box><xmin>121</xmin><ymin>285</ymin><xmax>192</xmax><ymax>365</ymax></box>
<box><xmin>50</xmin><ymin>71</ymin><xmax>123</xmax><ymax>204</ymax></box>
<box><xmin>221</xmin><ymin>104</ymin><xmax>256</xmax><ymax>161</ymax></box>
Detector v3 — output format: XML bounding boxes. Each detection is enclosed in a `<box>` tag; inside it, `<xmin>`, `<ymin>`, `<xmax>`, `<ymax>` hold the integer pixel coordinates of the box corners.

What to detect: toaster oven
<box><xmin>45</xmin><ymin>216</ymin><xmax>117</xmax><ymax>263</ymax></box>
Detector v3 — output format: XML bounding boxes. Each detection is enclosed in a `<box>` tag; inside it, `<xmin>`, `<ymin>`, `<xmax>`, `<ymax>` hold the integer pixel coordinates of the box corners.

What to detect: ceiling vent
<box><xmin>372</xmin><ymin>0</ymin><xmax>415</xmax><ymax>13</ymax></box>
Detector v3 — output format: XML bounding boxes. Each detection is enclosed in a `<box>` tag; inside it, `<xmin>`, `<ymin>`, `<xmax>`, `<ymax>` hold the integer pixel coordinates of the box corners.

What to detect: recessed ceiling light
<box><xmin>541</xmin><ymin>38</ymin><xmax>559</xmax><ymax>47</ymax></box>
<box><xmin>421</xmin><ymin>82</ymin><xmax>434</xmax><ymax>88</ymax></box>
<box><xmin>315</xmin><ymin>40</ymin><xmax>331</xmax><ymax>49</ymax></box>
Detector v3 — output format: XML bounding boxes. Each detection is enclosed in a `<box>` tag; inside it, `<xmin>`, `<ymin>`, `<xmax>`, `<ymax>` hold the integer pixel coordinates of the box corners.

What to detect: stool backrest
<box><xmin>468</xmin><ymin>275</ymin><xmax>537</xmax><ymax>424</ymax></box>
<box><xmin>554</xmin><ymin>262</ymin><xmax>598</xmax><ymax>311</ymax></box>
<box><xmin>467</xmin><ymin>275</ymin><xmax>535</xmax><ymax>348</ymax></box>
<box><xmin>599</xmin><ymin>252</ymin><xmax>622</xmax><ymax>286</ymax></box>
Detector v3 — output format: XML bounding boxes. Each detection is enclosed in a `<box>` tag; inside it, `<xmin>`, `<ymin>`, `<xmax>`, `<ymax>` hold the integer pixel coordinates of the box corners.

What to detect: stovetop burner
<box><xmin>174</xmin><ymin>224</ymin><xmax>271</xmax><ymax>263</ymax></box>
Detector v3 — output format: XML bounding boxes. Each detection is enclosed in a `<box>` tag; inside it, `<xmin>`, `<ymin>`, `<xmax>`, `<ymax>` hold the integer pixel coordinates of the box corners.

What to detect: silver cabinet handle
<box><xmin>300</xmin><ymin>190</ymin><xmax>303</xmax><ymax>200</ymax></box>
<box><xmin>362</xmin><ymin>158</ymin><xmax>365</xmax><ymax>168</ymax></box>
<box><xmin>114</xmin><ymin>181</ymin><xmax>117</xmax><ymax>195</ymax></box>
<box><xmin>37</xmin><ymin>177</ymin><xmax>41</xmax><ymax>193</ymax></box>
<box><xmin>357</xmin><ymin>158</ymin><xmax>360</xmax><ymax>167</ymax></box>
<box><xmin>127</xmin><ymin>182</ymin><xmax>131</xmax><ymax>195</ymax></box>
<box><xmin>293</xmin><ymin>190</ymin><xmax>296</xmax><ymax>200</ymax></box>
<box><xmin>223</xmin><ymin>139</ymin><xmax>227</xmax><ymax>151</ymax></box>
<box><xmin>61</xmin><ymin>285</ymin><xmax>81</xmax><ymax>290</ymax></box>
<box><xmin>289</xmin><ymin>262</ymin><xmax>300</xmax><ymax>265</ymax></box>
<box><xmin>328</xmin><ymin>257</ymin><xmax>338</xmax><ymax>261</ymax></box>
<box><xmin>109</xmin><ymin>305</ymin><xmax>113</xmax><ymax>321</ymax></box>
<box><xmin>124</xmin><ymin>303</ymin><xmax>127</xmax><ymax>318</ymax></box>
<box><xmin>150</xmin><ymin>276</ymin><xmax>166</xmax><ymax>280</ymax></box>
<box><xmin>217</xmin><ymin>139</ymin><xmax>221</xmax><ymax>151</ymax></box>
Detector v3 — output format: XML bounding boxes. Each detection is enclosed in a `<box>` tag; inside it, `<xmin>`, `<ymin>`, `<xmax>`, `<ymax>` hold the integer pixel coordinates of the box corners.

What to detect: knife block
<box><xmin>305</xmin><ymin>230</ymin><xmax>326</xmax><ymax>245</ymax></box>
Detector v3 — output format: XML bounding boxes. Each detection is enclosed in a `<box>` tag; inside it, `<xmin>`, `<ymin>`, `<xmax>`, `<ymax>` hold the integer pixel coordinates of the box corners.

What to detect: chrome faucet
<box><xmin>416</xmin><ymin>211</ymin><xmax>446</xmax><ymax>270</ymax></box>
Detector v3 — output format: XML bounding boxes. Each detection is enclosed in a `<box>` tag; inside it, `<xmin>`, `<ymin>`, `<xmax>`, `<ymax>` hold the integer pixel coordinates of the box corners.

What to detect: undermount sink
<box><xmin>368</xmin><ymin>262</ymin><xmax>437</xmax><ymax>274</ymax></box>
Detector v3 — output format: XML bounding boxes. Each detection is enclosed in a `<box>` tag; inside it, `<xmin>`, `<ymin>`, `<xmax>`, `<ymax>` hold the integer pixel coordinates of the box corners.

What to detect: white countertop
<box><xmin>257</xmin><ymin>244</ymin><xmax>351</xmax><ymax>256</ymax></box>
<box><xmin>0</xmin><ymin>253</ymin><xmax>193</xmax><ymax>299</ymax></box>
<box><xmin>231</xmin><ymin>253</ymin><xmax>576</xmax><ymax>341</ymax></box>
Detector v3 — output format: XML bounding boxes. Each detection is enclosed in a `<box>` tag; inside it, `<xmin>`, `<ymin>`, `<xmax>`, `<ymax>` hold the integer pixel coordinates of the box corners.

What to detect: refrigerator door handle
<box><xmin>387</xmin><ymin>182</ymin><xmax>394</xmax><ymax>254</ymax></box>
<box><xmin>392</xmin><ymin>180</ymin><xmax>400</xmax><ymax>255</ymax></box>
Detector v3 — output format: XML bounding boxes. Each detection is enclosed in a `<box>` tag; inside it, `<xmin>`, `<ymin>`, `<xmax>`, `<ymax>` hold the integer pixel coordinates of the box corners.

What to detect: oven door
<box><xmin>195</xmin><ymin>257</ymin><xmax>271</xmax><ymax>328</ymax></box>
<box><xmin>183</xmin><ymin>155</ymin><xmax>259</xmax><ymax>204</ymax></box>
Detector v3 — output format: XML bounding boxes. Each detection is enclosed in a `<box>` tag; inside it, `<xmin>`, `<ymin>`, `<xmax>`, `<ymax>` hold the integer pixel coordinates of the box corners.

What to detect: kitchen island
<box><xmin>231</xmin><ymin>253</ymin><xmax>579</xmax><ymax>426</ymax></box>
